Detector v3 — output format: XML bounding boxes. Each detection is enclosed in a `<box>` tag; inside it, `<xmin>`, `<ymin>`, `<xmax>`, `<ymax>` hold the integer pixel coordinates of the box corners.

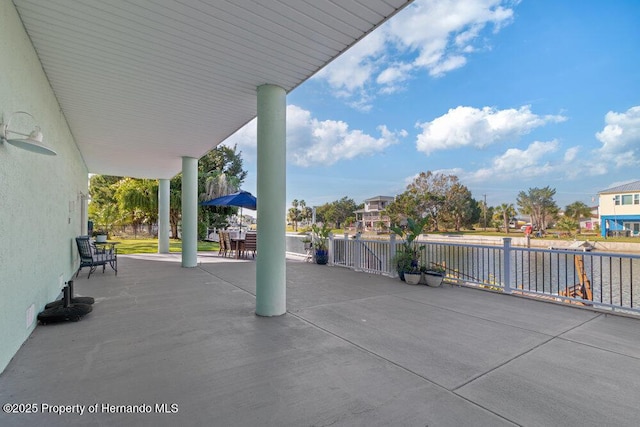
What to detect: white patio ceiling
<box><xmin>13</xmin><ymin>0</ymin><xmax>412</xmax><ymax>179</ymax></box>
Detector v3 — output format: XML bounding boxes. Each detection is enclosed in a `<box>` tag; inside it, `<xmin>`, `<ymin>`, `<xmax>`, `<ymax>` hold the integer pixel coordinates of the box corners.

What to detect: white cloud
<box><xmin>314</xmin><ymin>29</ymin><xmax>387</xmax><ymax>103</ymax></box>
<box><xmin>427</xmin><ymin>55</ymin><xmax>467</xmax><ymax>77</ymax></box>
<box><xmin>223</xmin><ymin>105</ymin><xmax>407</xmax><ymax>167</ymax></box>
<box><xmin>464</xmin><ymin>140</ymin><xmax>559</xmax><ymax>181</ymax></box>
<box><xmin>314</xmin><ymin>0</ymin><xmax>519</xmax><ymax>107</ymax></box>
<box><xmin>441</xmin><ymin>136</ymin><xmax>613</xmax><ymax>186</ymax></box>
<box><xmin>415</xmin><ymin>105</ymin><xmax>566</xmax><ymax>154</ymax></box>
<box><xmin>564</xmin><ymin>146</ymin><xmax>579</xmax><ymax>162</ymax></box>
<box><xmin>287</xmin><ymin>105</ymin><xmax>407</xmax><ymax>166</ymax></box>
<box><xmin>595</xmin><ymin>106</ymin><xmax>640</xmax><ymax>167</ymax></box>
<box><xmin>388</xmin><ymin>0</ymin><xmax>515</xmax><ymax>77</ymax></box>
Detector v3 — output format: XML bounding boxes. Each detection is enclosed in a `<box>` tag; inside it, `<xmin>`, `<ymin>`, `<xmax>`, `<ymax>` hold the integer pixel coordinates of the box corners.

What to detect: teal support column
<box><xmin>256</xmin><ymin>84</ymin><xmax>286</xmax><ymax>316</ymax></box>
<box><xmin>182</xmin><ymin>157</ymin><xmax>198</xmax><ymax>267</ymax></box>
<box><xmin>158</xmin><ymin>178</ymin><xmax>170</xmax><ymax>254</ymax></box>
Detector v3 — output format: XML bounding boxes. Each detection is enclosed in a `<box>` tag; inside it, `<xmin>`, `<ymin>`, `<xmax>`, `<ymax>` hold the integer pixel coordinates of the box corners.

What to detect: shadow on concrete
<box><xmin>1</xmin><ymin>254</ymin><xmax>639</xmax><ymax>426</ymax></box>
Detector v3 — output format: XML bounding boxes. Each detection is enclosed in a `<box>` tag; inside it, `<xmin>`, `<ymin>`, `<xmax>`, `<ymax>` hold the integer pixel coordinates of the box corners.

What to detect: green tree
<box><xmin>564</xmin><ymin>201</ymin><xmax>592</xmax><ymax>233</ymax></box>
<box><xmin>300</xmin><ymin>204</ymin><xmax>313</xmax><ymax>227</ymax></box>
<box><xmin>441</xmin><ymin>182</ymin><xmax>477</xmax><ymax>231</ymax></box>
<box><xmin>88</xmin><ymin>175</ymin><xmax>122</xmax><ymax>235</ymax></box>
<box><xmin>200</xmin><ymin>145</ymin><xmax>247</xmax><ymax>183</ymax></box>
<box><xmin>169</xmin><ymin>176</ymin><xmax>182</xmax><ymax>238</ymax></box>
<box><xmin>202</xmin><ymin>171</ymin><xmax>240</xmax><ymax>201</ymax></box>
<box><xmin>384</xmin><ymin>192</ymin><xmax>421</xmax><ymax>226</ymax></box>
<box><xmin>478</xmin><ymin>200</ymin><xmax>494</xmax><ymax>230</ymax></box>
<box><xmin>405</xmin><ymin>171</ymin><xmax>453</xmax><ymax>230</ymax></box>
<box><xmin>557</xmin><ymin>217</ymin><xmax>579</xmax><ymax>236</ymax></box>
<box><xmin>288</xmin><ymin>199</ymin><xmax>302</xmax><ymax>231</ymax></box>
<box><xmin>494</xmin><ymin>203</ymin><xmax>516</xmax><ymax>234</ymax></box>
<box><xmin>115</xmin><ymin>178</ymin><xmax>158</xmax><ymax>236</ymax></box>
<box><xmin>198</xmin><ymin>145</ymin><xmax>248</xmax><ymax>235</ymax></box>
<box><xmin>517</xmin><ymin>186</ymin><xmax>558</xmax><ymax>231</ymax></box>
<box><xmin>324</xmin><ymin>197</ymin><xmax>358</xmax><ymax>228</ymax></box>
<box><xmin>313</xmin><ymin>197</ymin><xmax>358</xmax><ymax>228</ymax></box>
<box><xmin>89</xmin><ymin>145</ymin><xmax>247</xmax><ymax>240</ymax></box>
<box><xmin>385</xmin><ymin>171</ymin><xmax>472</xmax><ymax>231</ymax></box>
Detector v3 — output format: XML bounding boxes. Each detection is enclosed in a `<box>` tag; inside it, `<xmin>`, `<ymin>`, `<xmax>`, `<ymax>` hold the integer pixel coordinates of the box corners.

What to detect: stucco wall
<box><xmin>600</xmin><ymin>193</ymin><xmax>640</xmax><ymax>216</ymax></box>
<box><xmin>1</xmin><ymin>0</ymin><xmax>89</xmax><ymax>372</ymax></box>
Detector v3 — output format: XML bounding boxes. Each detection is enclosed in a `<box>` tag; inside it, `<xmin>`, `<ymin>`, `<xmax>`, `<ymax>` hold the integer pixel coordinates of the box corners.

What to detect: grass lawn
<box><xmin>109</xmin><ymin>238</ymin><xmax>219</xmax><ymax>255</ymax></box>
<box><xmin>109</xmin><ymin>231</ymin><xmax>637</xmax><ymax>255</ymax></box>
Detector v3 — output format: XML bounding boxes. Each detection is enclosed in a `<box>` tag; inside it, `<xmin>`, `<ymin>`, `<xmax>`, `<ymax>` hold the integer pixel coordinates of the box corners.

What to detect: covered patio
<box><xmin>0</xmin><ymin>0</ymin><xmax>415</xmax><ymax>371</ymax></box>
<box><xmin>1</xmin><ymin>256</ymin><xmax>639</xmax><ymax>426</ymax></box>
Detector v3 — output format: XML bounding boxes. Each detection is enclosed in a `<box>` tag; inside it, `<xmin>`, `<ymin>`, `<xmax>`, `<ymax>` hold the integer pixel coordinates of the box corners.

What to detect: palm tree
<box><xmin>494</xmin><ymin>203</ymin><xmax>516</xmax><ymax>234</ymax></box>
<box><xmin>557</xmin><ymin>217</ymin><xmax>579</xmax><ymax>236</ymax></box>
<box><xmin>564</xmin><ymin>201</ymin><xmax>592</xmax><ymax>234</ymax></box>
<box><xmin>288</xmin><ymin>199</ymin><xmax>301</xmax><ymax>231</ymax></box>
<box><xmin>203</xmin><ymin>171</ymin><xmax>239</xmax><ymax>201</ymax></box>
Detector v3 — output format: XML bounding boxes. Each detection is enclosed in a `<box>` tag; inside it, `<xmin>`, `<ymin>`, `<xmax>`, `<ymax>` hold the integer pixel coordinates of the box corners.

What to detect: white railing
<box><xmin>285</xmin><ymin>234</ymin><xmax>640</xmax><ymax>316</ymax></box>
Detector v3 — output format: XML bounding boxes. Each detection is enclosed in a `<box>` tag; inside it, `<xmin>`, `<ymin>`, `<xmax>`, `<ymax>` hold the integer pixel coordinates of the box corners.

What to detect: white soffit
<box><xmin>13</xmin><ymin>0</ymin><xmax>413</xmax><ymax>179</ymax></box>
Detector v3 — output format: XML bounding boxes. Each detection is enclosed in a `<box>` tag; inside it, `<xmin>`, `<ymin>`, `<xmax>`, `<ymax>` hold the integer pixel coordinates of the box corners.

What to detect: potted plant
<box><xmin>423</xmin><ymin>264</ymin><xmax>446</xmax><ymax>287</ymax></box>
<box><xmin>92</xmin><ymin>229</ymin><xmax>108</xmax><ymax>243</ymax></box>
<box><xmin>301</xmin><ymin>235</ymin><xmax>313</xmax><ymax>250</ymax></box>
<box><xmin>403</xmin><ymin>265</ymin><xmax>422</xmax><ymax>285</ymax></box>
<box><xmin>390</xmin><ymin>217</ymin><xmax>429</xmax><ymax>281</ymax></box>
<box><xmin>391</xmin><ymin>250</ymin><xmax>414</xmax><ymax>281</ymax></box>
<box><xmin>311</xmin><ymin>223</ymin><xmax>331</xmax><ymax>265</ymax></box>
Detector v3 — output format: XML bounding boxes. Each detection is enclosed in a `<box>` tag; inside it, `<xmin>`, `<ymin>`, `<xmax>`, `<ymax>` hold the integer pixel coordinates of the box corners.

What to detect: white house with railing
<box><xmin>353</xmin><ymin>196</ymin><xmax>394</xmax><ymax>231</ymax></box>
<box><xmin>599</xmin><ymin>180</ymin><xmax>640</xmax><ymax>237</ymax></box>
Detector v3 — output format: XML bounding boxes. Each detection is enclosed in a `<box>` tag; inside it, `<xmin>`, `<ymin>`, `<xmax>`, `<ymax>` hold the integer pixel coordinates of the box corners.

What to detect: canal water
<box><xmin>422</xmin><ymin>244</ymin><xmax>639</xmax><ymax>310</ymax></box>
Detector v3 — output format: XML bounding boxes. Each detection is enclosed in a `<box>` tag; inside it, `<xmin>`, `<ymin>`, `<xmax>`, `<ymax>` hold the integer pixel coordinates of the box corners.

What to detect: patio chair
<box><xmin>75</xmin><ymin>235</ymin><xmax>117</xmax><ymax>278</ymax></box>
<box><xmin>243</xmin><ymin>232</ymin><xmax>257</xmax><ymax>258</ymax></box>
<box><xmin>222</xmin><ymin>231</ymin><xmax>237</xmax><ymax>258</ymax></box>
<box><xmin>218</xmin><ymin>231</ymin><xmax>228</xmax><ymax>256</ymax></box>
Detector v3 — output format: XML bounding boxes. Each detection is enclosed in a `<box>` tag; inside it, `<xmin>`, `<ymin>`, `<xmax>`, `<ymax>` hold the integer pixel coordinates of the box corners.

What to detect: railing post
<box><xmin>344</xmin><ymin>232</ymin><xmax>349</xmax><ymax>267</ymax></box>
<box><xmin>389</xmin><ymin>234</ymin><xmax>397</xmax><ymax>278</ymax></box>
<box><xmin>328</xmin><ymin>233</ymin><xmax>334</xmax><ymax>266</ymax></box>
<box><xmin>354</xmin><ymin>233</ymin><xmax>361</xmax><ymax>271</ymax></box>
<box><xmin>503</xmin><ymin>237</ymin><xmax>512</xmax><ymax>294</ymax></box>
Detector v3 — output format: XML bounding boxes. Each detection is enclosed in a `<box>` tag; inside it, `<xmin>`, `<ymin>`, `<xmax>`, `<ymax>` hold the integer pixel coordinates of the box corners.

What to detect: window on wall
<box><xmin>622</xmin><ymin>194</ymin><xmax>633</xmax><ymax>205</ymax></box>
<box><xmin>614</xmin><ymin>195</ymin><xmax>620</xmax><ymax>205</ymax></box>
<box><xmin>635</xmin><ymin>194</ymin><xmax>639</xmax><ymax>205</ymax></box>
<box><xmin>623</xmin><ymin>222</ymin><xmax>640</xmax><ymax>236</ymax></box>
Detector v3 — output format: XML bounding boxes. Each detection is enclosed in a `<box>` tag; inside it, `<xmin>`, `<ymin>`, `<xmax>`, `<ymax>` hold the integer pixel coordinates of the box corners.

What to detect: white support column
<box><xmin>158</xmin><ymin>178</ymin><xmax>170</xmax><ymax>254</ymax></box>
<box><xmin>181</xmin><ymin>157</ymin><xmax>198</xmax><ymax>267</ymax></box>
<box><xmin>255</xmin><ymin>84</ymin><xmax>286</xmax><ymax>316</ymax></box>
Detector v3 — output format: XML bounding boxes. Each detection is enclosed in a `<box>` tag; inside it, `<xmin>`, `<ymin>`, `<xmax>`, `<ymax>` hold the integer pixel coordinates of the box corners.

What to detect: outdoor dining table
<box><xmin>230</xmin><ymin>237</ymin><xmax>245</xmax><ymax>259</ymax></box>
<box><xmin>93</xmin><ymin>240</ymin><xmax>119</xmax><ymax>253</ymax></box>
<box><xmin>92</xmin><ymin>240</ymin><xmax>119</xmax><ymax>268</ymax></box>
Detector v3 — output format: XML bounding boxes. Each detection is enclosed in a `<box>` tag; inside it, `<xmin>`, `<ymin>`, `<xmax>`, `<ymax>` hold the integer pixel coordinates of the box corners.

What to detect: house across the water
<box><xmin>599</xmin><ymin>180</ymin><xmax>640</xmax><ymax>237</ymax></box>
<box><xmin>354</xmin><ymin>196</ymin><xmax>394</xmax><ymax>231</ymax></box>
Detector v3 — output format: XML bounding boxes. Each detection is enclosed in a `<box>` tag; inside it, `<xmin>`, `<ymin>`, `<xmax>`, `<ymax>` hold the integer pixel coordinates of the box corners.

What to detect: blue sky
<box><xmin>225</xmin><ymin>0</ymin><xmax>640</xmax><ymax>211</ymax></box>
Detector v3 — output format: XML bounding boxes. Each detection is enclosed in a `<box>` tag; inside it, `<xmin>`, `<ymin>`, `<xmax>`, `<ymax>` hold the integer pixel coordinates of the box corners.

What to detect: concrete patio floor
<box><xmin>1</xmin><ymin>253</ymin><xmax>640</xmax><ymax>426</ymax></box>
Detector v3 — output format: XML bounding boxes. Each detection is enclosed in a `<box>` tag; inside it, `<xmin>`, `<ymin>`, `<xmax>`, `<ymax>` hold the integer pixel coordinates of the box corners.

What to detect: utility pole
<box><xmin>483</xmin><ymin>194</ymin><xmax>487</xmax><ymax>231</ymax></box>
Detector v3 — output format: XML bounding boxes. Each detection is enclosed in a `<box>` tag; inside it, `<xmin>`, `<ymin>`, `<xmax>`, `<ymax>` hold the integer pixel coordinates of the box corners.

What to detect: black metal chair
<box><xmin>75</xmin><ymin>236</ymin><xmax>117</xmax><ymax>278</ymax></box>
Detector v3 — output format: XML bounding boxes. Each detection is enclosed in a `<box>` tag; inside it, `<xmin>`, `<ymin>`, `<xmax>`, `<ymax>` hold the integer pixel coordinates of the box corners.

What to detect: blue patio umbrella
<box><xmin>200</xmin><ymin>190</ymin><xmax>257</xmax><ymax>227</ymax></box>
